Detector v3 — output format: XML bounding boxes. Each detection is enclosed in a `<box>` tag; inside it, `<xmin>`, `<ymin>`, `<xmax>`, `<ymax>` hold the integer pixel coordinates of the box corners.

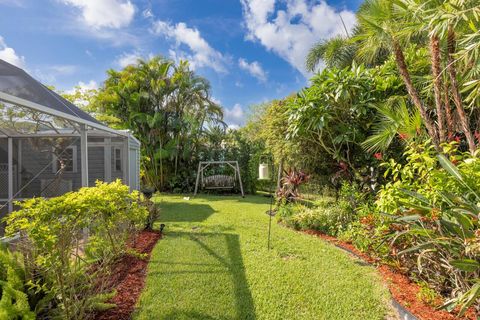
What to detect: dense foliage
<box><xmin>90</xmin><ymin>57</ymin><xmax>224</xmax><ymax>191</ymax></box>
<box><xmin>244</xmin><ymin>0</ymin><xmax>480</xmax><ymax>315</ymax></box>
<box><xmin>3</xmin><ymin>181</ymin><xmax>148</xmax><ymax>319</ymax></box>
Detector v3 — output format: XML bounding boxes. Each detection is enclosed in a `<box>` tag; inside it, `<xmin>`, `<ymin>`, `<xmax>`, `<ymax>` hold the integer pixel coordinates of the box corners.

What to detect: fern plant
<box><xmin>0</xmin><ymin>246</ymin><xmax>35</xmax><ymax>320</ymax></box>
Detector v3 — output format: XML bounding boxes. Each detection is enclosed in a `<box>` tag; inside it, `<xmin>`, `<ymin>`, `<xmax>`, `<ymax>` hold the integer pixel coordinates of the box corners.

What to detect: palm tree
<box><xmin>356</xmin><ymin>0</ymin><xmax>480</xmax><ymax>153</ymax></box>
<box><xmin>305</xmin><ymin>27</ymin><xmax>391</xmax><ymax>73</ymax></box>
<box><xmin>94</xmin><ymin>56</ymin><xmax>226</xmax><ymax>190</ymax></box>
<box><xmin>306</xmin><ymin>36</ymin><xmax>357</xmax><ymax>71</ymax></box>
<box><xmin>355</xmin><ymin>0</ymin><xmax>440</xmax><ymax>148</ymax></box>
<box><xmin>362</xmin><ymin>96</ymin><xmax>422</xmax><ymax>152</ymax></box>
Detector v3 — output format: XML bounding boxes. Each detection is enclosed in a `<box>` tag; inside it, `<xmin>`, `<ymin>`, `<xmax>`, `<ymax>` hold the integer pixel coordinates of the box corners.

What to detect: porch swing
<box><xmin>193</xmin><ymin>161</ymin><xmax>245</xmax><ymax>197</ymax></box>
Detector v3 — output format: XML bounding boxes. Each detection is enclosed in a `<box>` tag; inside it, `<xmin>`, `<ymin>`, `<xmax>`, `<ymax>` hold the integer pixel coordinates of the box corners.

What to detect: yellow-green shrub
<box><xmin>5</xmin><ymin>180</ymin><xmax>148</xmax><ymax>319</ymax></box>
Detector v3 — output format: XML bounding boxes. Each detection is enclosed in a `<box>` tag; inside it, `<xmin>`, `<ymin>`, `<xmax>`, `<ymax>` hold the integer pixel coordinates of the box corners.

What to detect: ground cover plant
<box><xmin>134</xmin><ymin>194</ymin><xmax>391</xmax><ymax>320</ymax></box>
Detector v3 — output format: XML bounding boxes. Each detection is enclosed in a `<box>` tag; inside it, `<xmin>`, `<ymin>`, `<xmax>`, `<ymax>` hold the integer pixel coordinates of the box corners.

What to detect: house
<box><xmin>0</xmin><ymin>59</ymin><xmax>141</xmax><ymax>226</ymax></box>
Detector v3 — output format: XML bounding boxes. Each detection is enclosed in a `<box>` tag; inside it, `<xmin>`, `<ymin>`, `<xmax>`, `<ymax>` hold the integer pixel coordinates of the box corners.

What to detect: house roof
<box><xmin>0</xmin><ymin>59</ymin><xmax>125</xmax><ymax>136</ymax></box>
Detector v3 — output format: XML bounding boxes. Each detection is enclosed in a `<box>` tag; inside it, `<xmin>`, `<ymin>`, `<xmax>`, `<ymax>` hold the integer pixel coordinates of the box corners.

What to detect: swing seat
<box><xmin>203</xmin><ymin>175</ymin><xmax>235</xmax><ymax>189</ymax></box>
<box><xmin>194</xmin><ymin>161</ymin><xmax>244</xmax><ymax>197</ymax></box>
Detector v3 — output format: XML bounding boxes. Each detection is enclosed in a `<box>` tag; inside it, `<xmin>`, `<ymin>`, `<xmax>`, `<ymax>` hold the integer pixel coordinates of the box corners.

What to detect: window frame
<box><xmin>113</xmin><ymin>146</ymin><xmax>122</xmax><ymax>172</ymax></box>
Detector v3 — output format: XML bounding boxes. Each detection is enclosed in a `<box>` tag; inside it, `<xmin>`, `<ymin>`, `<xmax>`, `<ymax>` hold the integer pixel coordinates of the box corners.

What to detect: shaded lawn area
<box><xmin>133</xmin><ymin>195</ymin><xmax>392</xmax><ymax>320</ymax></box>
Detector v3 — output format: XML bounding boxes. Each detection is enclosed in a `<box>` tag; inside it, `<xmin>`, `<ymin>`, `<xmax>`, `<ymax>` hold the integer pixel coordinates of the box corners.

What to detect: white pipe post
<box><xmin>17</xmin><ymin>139</ymin><xmax>22</xmax><ymax>197</ymax></box>
<box><xmin>104</xmin><ymin>138</ymin><xmax>112</xmax><ymax>182</ymax></box>
<box><xmin>235</xmin><ymin>161</ymin><xmax>245</xmax><ymax>198</ymax></box>
<box><xmin>123</xmin><ymin>137</ymin><xmax>130</xmax><ymax>190</ymax></box>
<box><xmin>7</xmin><ymin>138</ymin><xmax>13</xmax><ymax>213</ymax></box>
<box><xmin>80</xmin><ymin>124</ymin><xmax>89</xmax><ymax>187</ymax></box>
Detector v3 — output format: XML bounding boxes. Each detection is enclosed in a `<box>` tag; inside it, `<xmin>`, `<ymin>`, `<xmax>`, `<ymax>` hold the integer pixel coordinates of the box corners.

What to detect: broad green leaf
<box><xmin>450</xmin><ymin>259</ymin><xmax>480</xmax><ymax>272</ymax></box>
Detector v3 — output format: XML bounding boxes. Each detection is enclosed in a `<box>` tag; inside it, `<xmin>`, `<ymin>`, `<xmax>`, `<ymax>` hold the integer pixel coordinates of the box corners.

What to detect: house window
<box><xmin>114</xmin><ymin>147</ymin><xmax>122</xmax><ymax>172</ymax></box>
<box><xmin>53</xmin><ymin>146</ymin><xmax>77</xmax><ymax>173</ymax></box>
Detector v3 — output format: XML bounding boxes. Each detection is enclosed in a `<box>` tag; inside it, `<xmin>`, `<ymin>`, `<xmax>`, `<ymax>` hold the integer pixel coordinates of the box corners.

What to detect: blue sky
<box><xmin>0</xmin><ymin>0</ymin><xmax>361</xmax><ymax>127</ymax></box>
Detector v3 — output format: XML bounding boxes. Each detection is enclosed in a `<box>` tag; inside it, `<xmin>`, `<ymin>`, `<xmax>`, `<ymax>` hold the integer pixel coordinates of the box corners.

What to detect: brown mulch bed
<box><xmin>95</xmin><ymin>230</ymin><xmax>161</xmax><ymax>320</ymax></box>
<box><xmin>303</xmin><ymin>230</ymin><xmax>478</xmax><ymax>320</ymax></box>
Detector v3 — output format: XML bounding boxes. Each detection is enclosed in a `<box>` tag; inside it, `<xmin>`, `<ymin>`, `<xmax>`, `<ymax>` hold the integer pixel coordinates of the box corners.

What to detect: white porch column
<box><xmin>104</xmin><ymin>138</ymin><xmax>112</xmax><ymax>182</ymax></box>
<box><xmin>7</xmin><ymin>137</ymin><xmax>13</xmax><ymax>213</ymax></box>
<box><xmin>80</xmin><ymin>124</ymin><xmax>89</xmax><ymax>187</ymax></box>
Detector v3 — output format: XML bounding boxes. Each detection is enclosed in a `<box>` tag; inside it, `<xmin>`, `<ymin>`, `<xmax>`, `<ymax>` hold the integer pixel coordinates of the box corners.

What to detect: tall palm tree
<box><xmin>355</xmin><ymin>0</ymin><xmax>440</xmax><ymax>148</ymax></box>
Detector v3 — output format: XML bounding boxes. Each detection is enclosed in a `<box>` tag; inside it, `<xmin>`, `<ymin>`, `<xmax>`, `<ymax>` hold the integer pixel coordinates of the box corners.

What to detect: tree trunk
<box><xmin>447</xmin><ymin>27</ymin><xmax>476</xmax><ymax>153</ymax></box>
<box><xmin>443</xmin><ymin>81</ymin><xmax>455</xmax><ymax>138</ymax></box>
<box><xmin>392</xmin><ymin>40</ymin><xmax>439</xmax><ymax>148</ymax></box>
<box><xmin>430</xmin><ymin>35</ymin><xmax>446</xmax><ymax>143</ymax></box>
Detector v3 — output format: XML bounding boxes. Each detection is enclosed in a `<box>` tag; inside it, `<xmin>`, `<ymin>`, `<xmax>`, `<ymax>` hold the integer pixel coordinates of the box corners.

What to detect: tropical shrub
<box><xmin>372</xmin><ymin>143</ymin><xmax>480</xmax><ymax>314</ymax></box>
<box><xmin>4</xmin><ymin>180</ymin><xmax>148</xmax><ymax>319</ymax></box>
<box><xmin>277</xmin><ymin>196</ymin><xmax>354</xmax><ymax>237</ymax></box>
<box><xmin>276</xmin><ymin>169</ymin><xmax>310</xmax><ymax>203</ymax></box>
<box><xmin>291</xmin><ymin>206</ymin><xmax>352</xmax><ymax>236</ymax></box>
<box><xmin>338</xmin><ymin>212</ymin><xmax>392</xmax><ymax>259</ymax></box>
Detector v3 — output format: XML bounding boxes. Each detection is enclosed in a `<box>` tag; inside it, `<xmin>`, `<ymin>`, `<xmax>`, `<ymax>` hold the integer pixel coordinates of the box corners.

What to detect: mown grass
<box><xmin>133</xmin><ymin>194</ymin><xmax>391</xmax><ymax>320</ymax></box>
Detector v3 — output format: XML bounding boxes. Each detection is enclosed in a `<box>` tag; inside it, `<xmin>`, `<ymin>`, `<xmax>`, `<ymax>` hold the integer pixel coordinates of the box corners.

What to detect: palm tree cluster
<box><xmin>92</xmin><ymin>57</ymin><xmax>225</xmax><ymax>190</ymax></box>
<box><xmin>307</xmin><ymin>0</ymin><xmax>480</xmax><ymax>154</ymax></box>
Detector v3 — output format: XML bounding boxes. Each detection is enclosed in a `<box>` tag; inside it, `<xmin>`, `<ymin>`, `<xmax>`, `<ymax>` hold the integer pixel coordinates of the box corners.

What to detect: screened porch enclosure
<box><xmin>0</xmin><ymin>131</ymin><xmax>141</xmax><ymax>218</ymax></box>
<box><xmin>0</xmin><ymin>134</ymin><xmax>135</xmax><ymax>196</ymax></box>
<box><xmin>0</xmin><ymin>58</ymin><xmax>140</xmax><ymax>229</ymax></box>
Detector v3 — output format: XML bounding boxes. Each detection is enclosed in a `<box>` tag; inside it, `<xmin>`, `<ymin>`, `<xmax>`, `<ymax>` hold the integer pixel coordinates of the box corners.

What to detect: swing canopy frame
<box><xmin>194</xmin><ymin>161</ymin><xmax>244</xmax><ymax>197</ymax></box>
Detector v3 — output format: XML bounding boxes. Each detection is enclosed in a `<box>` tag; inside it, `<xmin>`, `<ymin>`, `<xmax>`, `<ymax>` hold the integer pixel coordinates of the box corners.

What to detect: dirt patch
<box><xmin>303</xmin><ymin>229</ymin><xmax>477</xmax><ymax>320</ymax></box>
<box><xmin>95</xmin><ymin>230</ymin><xmax>161</xmax><ymax>320</ymax></box>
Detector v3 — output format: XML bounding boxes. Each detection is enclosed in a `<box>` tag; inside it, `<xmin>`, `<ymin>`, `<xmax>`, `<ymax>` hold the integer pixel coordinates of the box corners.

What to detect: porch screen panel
<box><xmin>15</xmin><ymin>137</ymin><xmax>82</xmax><ymax>198</ymax></box>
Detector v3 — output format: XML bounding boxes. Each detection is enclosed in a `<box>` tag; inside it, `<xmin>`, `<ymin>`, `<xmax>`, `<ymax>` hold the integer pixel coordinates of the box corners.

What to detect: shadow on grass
<box><xmin>189</xmin><ymin>194</ymin><xmax>271</xmax><ymax>205</ymax></box>
<box><xmin>158</xmin><ymin>202</ymin><xmax>216</xmax><ymax>223</ymax></box>
<box><xmin>149</xmin><ymin>231</ymin><xmax>256</xmax><ymax>320</ymax></box>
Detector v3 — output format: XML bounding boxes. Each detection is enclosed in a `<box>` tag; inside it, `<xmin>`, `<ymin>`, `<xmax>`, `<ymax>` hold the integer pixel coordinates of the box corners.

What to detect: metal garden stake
<box><xmin>258</xmin><ymin>156</ymin><xmax>274</xmax><ymax>250</ymax></box>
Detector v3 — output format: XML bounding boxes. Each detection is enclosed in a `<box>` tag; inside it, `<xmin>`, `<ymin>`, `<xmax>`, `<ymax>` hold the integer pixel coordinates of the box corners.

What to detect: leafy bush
<box><xmin>279</xmin><ymin>199</ymin><xmax>353</xmax><ymax>237</ymax></box>
<box><xmin>4</xmin><ymin>180</ymin><xmax>148</xmax><ymax>319</ymax></box>
<box><xmin>376</xmin><ymin>144</ymin><xmax>480</xmax><ymax>315</ymax></box>
<box><xmin>338</xmin><ymin>214</ymin><xmax>391</xmax><ymax>258</ymax></box>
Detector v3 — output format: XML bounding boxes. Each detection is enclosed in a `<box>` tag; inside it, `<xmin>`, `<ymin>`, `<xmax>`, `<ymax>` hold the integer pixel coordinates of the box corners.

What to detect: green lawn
<box><xmin>133</xmin><ymin>195</ymin><xmax>392</xmax><ymax>320</ymax></box>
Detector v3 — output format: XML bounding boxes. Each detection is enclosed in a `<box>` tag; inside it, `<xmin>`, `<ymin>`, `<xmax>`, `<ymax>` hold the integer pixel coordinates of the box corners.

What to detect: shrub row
<box><xmin>1</xmin><ymin>180</ymin><xmax>148</xmax><ymax>319</ymax></box>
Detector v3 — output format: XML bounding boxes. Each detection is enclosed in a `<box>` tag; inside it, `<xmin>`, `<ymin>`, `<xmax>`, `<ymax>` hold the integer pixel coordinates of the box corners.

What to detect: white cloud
<box><xmin>77</xmin><ymin>80</ymin><xmax>98</xmax><ymax>91</ymax></box>
<box><xmin>116</xmin><ymin>51</ymin><xmax>142</xmax><ymax>68</ymax></box>
<box><xmin>62</xmin><ymin>0</ymin><xmax>135</xmax><ymax>29</ymax></box>
<box><xmin>142</xmin><ymin>8</ymin><xmax>154</xmax><ymax>19</ymax></box>
<box><xmin>49</xmin><ymin>65</ymin><xmax>77</xmax><ymax>75</ymax></box>
<box><xmin>211</xmin><ymin>96</ymin><xmax>222</xmax><ymax>105</ymax></box>
<box><xmin>0</xmin><ymin>36</ymin><xmax>26</xmax><ymax>68</ymax></box>
<box><xmin>152</xmin><ymin>20</ymin><xmax>227</xmax><ymax>73</ymax></box>
<box><xmin>240</xmin><ymin>0</ymin><xmax>356</xmax><ymax>76</ymax></box>
<box><xmin>238</xmin><ymin>58</ymin><xmax>267</xmax><ymax>82</ymax></box>
<box><xmin>224</xmin><ymin>103</ymin><xmax>245</xmax><ymax>128</ymax></box>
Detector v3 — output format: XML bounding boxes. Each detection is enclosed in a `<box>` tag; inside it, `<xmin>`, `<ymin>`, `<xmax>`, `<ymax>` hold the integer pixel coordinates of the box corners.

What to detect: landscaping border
<box><xmin>302</xmin><ymin>230</ymin><xmax>477</xmax><ymax>320</ymax></box>
<box><xmin>95</xmin><ymin>230</ymin><xmax>161</xmax><ymax>320</ymax></box>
